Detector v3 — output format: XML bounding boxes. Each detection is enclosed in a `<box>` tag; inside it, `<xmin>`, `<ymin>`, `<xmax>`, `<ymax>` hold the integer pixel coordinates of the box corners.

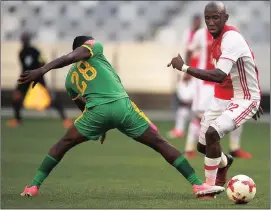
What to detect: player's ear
<box><xmin>225</xmin><ymin>14</ymin><xmax>229</xmax><ymax>22</ymax></box>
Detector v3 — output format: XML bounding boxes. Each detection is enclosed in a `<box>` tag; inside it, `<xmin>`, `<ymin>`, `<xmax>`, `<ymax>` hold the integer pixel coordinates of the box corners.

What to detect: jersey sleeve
<box><xmin>216</xmin><ymin>58</ymin><xmax>234</xmax><ymax>75</ymax></box>
<box><xmin>81</xmin><ymin>40</ymin><xmax>103</xmax><ymax>57</ymax></box>
<box><xmin>219</xmin><ymin>31</ymin><xmax>248</xmax><ymax>63</ymax></box>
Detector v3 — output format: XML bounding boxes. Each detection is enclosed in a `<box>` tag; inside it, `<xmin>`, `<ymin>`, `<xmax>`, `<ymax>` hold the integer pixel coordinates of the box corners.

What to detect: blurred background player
<box><xmin>183</xmin><ymin>27</ymin><xmax>252</xmax><ymax>159</ymax></box>
<box><xmin>7</xmin><ymin>32</ymin><xmax>72</xmax><ymax>128</ymax></box>
<box><xmin>168</xmin><ymin>14</ymin><xmax>202</xmax><ymax>139</ymax></box>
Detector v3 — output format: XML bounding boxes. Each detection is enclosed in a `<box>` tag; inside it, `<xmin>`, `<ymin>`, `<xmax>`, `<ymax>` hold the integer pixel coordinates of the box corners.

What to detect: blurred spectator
<box><xmin>7</xmin><ymin>31</ymin><xmax>73</xmax><ymax>128</ymax></box>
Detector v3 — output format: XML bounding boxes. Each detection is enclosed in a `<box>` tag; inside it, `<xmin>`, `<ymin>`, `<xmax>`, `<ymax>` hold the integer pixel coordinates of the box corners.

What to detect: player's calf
<box><xmin>49</xmin><ymin>127</ymin><xmax>85</xmax><ymax>160</ymax></box>
<box><xmin>205</xmin><ymin>127</ymin><xmax>221</xmax><ymax>158</ymax></box>
<box><xmin>204</xmin><ymin>126</ymin><xmax>222</xmax><ymax>185</ymax></box>
<box><xmin>197</xmin><ymin>142</ymin><xmax>206</xmax><ymax>154</ymax></box>
<box><xmin>21</xmin><ymin>125</ymin><xmax>86</xmax><ymax>195</ymax></box>
<box><xmin>135</xmin><ymin>126</ymin><xmax>225</xmax><ymax>197</ymax></box>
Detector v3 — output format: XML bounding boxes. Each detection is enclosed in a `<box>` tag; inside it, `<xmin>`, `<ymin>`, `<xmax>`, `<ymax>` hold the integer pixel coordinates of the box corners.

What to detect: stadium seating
<box><xmin>155</xmin><ymin>1</ymin><xmax>270</xmax><ymax>45</ymax></box>
<box><xmin>2</xmin><ymin>1</ymin><xmax>269</xmax><ymax>44</ymax></box>
<box><xmin>1</xmin><ymin>1</ymin><xmax>182</xmax><ymax>42</ymax></box>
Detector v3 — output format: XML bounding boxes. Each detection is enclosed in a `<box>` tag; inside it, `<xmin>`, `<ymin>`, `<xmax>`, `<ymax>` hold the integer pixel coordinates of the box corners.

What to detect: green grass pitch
<box><xmin>1</xmin><ymin>118</ymin><xmax>270</xmax><ymax>208</ymax></box>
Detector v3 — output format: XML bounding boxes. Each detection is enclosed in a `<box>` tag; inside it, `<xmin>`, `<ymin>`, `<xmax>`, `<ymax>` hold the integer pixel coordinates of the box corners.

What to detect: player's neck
<box><xmin>23</xmin><ymin>44</ymin><xmax>31</xmax><ymax>48</ymax></box>
<box><xmin>213</xmin><ymin>25</ymin><xmax>228</xmax><ymax>39</ymax></box>
<box><xmin>212</xmin><ymin>32</ymin><xmax>221</xmax><ymax>39</ymax></box>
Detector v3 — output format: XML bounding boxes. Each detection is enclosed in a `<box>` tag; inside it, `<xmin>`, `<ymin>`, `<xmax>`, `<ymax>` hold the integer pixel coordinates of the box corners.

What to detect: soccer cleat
<box><xmin>185</xmin><ymin>151</ymin><xmax>197</xmax><ymax>158</ymax></box>
<box><xmin>216</xmin><ymin>154</ymin><xmax>234</xmax><ymax>187</ymax></box>
<box><xmin>167</xmin><ymin>128</ymin><xmax>185</xmax><ymax>139</ymax></box>
<box><xmin>193</xmin><ymin>183</ymin><xmax>225</xmax><ymax>197</ymax></box>
<box><xmin>20</xmin><ymin>186</ymin><xmax>38</xmax><ymax>197</ymax></box>
<box><xmin>229</xmin><ymin>149</ymin><xmax>252</xmax><ymax>159</ymax></box>
<box><xmin>63</xmin><ymin>119</ymin><xmax>73</xmax><ymax>128</ymax></box>
<box><xmin>198</xmin><ymin>194</ymin><xmax>216</xmax><ymax>199</ymax></box>
<box><xmin>7</xmin><ymin>119</ymin><xmax>21</xmax><ymax>128</ymax></box>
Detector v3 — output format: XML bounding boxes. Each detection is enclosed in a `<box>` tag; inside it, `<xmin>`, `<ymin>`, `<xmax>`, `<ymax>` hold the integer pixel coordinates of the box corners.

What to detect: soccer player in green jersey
<box><xmin>19</xmin><ymin>36</ymin><xmax>224</xmax><ymax>198</ymax></box>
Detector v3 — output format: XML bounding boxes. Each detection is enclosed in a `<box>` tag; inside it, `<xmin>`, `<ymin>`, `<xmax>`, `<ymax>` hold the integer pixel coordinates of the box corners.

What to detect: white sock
<box><xmin>219</xmin><ymin>152</ymin><xmax>228</xmax><ymax>168</ymax></box>
<box><xmin>204</xmin><ymin>156</ymin><xmax>221</xmax><ymax>185</ymax></box>
<box><xmin>229</xmin><ymin>125</ymin><xmax>243</xmax><ymax>151</ymax></box>
<box><xmin>175</xmin><ymin>107</ymin><xmax>190</xmax><ymax>131</ymax></box>
<box><xmin>185</xmin><ymin>119</ymin><xmax>200</xmax><ymax>152</ymax></box>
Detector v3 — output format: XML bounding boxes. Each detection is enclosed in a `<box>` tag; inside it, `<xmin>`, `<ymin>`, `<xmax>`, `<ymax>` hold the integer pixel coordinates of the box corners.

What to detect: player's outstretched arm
<box><xmin>186</xmin><ymin>66</ymin><xmax>226</xmax><ymax>83</ymax></box>
<box><xmin>18</xmin><ymin>47</ymin><xmax>90</xmax><ymax>86</ymax></box>
<box><xmin>39</xmin><ymin>46</ymin><xmax>90</xmax><ymax>74</ymax></box>
<box><xmin>167</xmin><ymin>54</ymin><xmax>227</xmax><ymax>83</ymax></box>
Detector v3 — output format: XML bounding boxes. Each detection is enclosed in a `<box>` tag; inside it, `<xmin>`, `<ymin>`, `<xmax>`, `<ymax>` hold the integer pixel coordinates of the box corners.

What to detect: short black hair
<box><xmin>72</xmin><ymin>36</ymin><xmax>94</xmax><ymax>50</ymax></box>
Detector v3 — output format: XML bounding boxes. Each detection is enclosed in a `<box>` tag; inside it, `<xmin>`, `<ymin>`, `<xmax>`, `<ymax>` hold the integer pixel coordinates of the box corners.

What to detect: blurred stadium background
<box><xmin>1</xmin><ymin>0</ymin><xmax>270</xmax><ymax>119</ymax></box>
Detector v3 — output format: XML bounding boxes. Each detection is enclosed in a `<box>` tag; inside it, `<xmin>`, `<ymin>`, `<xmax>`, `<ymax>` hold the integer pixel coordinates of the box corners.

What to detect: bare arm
<box><xmin>168</xmin><ymin>54</ymin><xmax>228</xmax><ymax>83</ymax></box>
<box><xmin>186</xmin><ymin>67</ymin><xmax>227</xmax><ymax>83</ymax></box>
<box><xmin>40</xmin><ymin>46</ymin><xmax>90</xmax><ymax>75</ymax></box>
<box><xmin>18</xmin><ymin>46</ymin><xmax>91</xmax><ymax>86</ymax></box>
<box><xmin>73</xmin><ymin>97</ymin><xmax>86</xmax><ymax>113</ymax></box>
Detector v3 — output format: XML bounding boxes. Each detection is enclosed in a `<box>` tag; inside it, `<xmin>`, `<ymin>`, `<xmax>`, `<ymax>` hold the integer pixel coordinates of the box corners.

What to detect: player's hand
<box><xmin>18</xmin><ymin>69</ymin><xmax>43</xmax><ymax>88</ymax></box>
<box><xmin>100</xmin><ymin>133</ymin><xmax>107</xmax><ymax>144</ymax></box>
<box><xmin>167</xmin><ymin>54</ymin><xmax>184</xmax><ymax>70</ymax></box>
<box><xmin>252</xmin><ymin>106</ymin><xmax>264</xmax><ymax>120</ymax></box>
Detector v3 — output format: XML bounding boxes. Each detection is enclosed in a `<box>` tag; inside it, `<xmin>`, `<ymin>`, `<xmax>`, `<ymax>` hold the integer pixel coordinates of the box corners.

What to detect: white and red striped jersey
<box><xmin>188</xmin><ymin>28</ymin><xmax>215</xmax><ymax>85</ymax></box>
<box><xmin>181</xmin><ymin>28</ymin><xmax>200</xmax><ymax>67</ymax></box>
<box><xmin>212</xmin><ymin>25</ymin><xmax>261</xmax><ymax>100</ymax></box>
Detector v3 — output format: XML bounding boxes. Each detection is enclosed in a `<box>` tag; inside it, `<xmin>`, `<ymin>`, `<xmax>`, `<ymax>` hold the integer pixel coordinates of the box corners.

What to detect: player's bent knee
<box><xmin>61</xmin><ymin>125</ymin><xmax>87</xmax><ymax>148</ymax></box>
<box><xmin>12</xmin><ymin>90</ymin><xmax>22</xmax><ymax>102</ymax></box>
<box><xmin>205</xmin><ymin>126</ymin><xmax>220</xmax><ymax>145</ymax></box>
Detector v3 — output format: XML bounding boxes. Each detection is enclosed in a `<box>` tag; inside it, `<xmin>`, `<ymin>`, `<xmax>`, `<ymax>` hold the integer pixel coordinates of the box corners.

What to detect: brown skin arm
<box><xmin>186</xmin><ymin>67</ymin><xmax>227</xmax><ymax>83</ymax></box>
<box><xmin>168</xmin><ymin>54</ymin><xmax>227</xmax><ymax>83</ymax></box>
<box><xmin>18</xmin><ymin>46</ymin><xmax>91</xmax><ymax>87</ymax></box>
<box><xmin>73</xmin><ymin>97</ymin><xmax>86</xmax><ymax>113</ymax></box>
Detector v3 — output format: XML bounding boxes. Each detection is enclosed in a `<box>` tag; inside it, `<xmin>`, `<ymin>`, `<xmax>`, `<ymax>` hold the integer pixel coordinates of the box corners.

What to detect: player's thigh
<box><xmin>198</xmin><ymin>98</ymin><xmax>227</xmax><ymax>145</ymax></box>
<box><xmin>114</xmin><ymin>98</ymin><xmax>152</xmax><ymax>139</ymax></box>
<box><xmin>210</xmin><ymin>99</ymin><xmax>260</xmax><ymax>138</ymax></box>
<box><xmin>74</xmin><ymin>106</ymin><xmax>111</xmax><ymax>141</ymax></box>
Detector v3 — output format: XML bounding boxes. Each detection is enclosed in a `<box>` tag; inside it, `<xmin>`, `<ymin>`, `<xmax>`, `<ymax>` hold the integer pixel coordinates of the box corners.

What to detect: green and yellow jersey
<box><xmin>65</xmin><ymin>40</ymin><xmax>128</xmax><ymax>108</ymax></box>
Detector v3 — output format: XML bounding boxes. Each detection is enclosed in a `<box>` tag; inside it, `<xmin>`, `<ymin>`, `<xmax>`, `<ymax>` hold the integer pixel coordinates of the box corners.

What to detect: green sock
<box><xmin>173</xmin><ymin>155</ymin><xmax>202</xmax><ymax>185</ymax></box>
<box><xmin>29</xmin><ymin>155</ymin><xmax>59</xmax><ymax>188</ymax></box>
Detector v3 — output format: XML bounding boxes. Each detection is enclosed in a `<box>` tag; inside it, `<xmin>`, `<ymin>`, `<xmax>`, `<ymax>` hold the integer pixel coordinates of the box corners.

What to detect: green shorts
<box><xmin>74</xmin><ymin>97</ymin><xmax>151</xmax><ymax>140</ymax></box>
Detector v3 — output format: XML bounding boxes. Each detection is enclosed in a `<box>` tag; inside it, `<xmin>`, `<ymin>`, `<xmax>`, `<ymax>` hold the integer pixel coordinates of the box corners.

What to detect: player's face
<box><xmin>193</xmin><ymin>17</ymin><xmax>201</xmax><ymax>30</ymax></box>
<box><xmin>204</xmin><ymin>8</ymin><xmax>226</xmax><ymax>37</ymax></box>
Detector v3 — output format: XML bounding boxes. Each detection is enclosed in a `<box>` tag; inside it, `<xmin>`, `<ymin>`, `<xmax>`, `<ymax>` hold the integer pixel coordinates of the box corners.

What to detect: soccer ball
<box><xmin>226</xmin><ymin>174</ymin><xmax>256</xmax><ymax>204</ymax></box>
